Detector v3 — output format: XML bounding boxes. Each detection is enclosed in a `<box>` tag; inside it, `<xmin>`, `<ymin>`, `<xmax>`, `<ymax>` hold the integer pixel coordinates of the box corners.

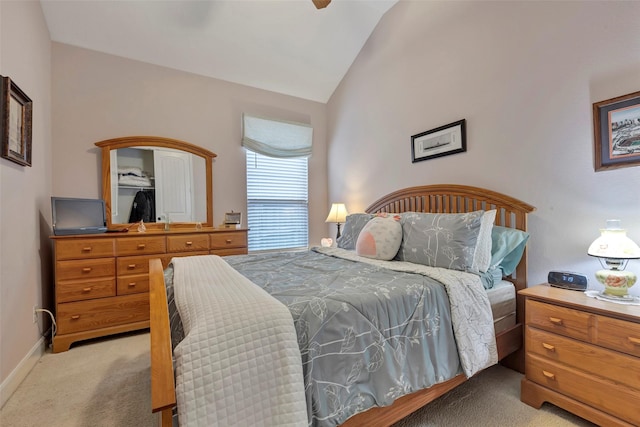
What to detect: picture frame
<box><xmin>1</xmin><ymin>76</ymin><xmax>32</xmax><ymax>167</ymax></box>
<box><xmin>411</xmin><ymin>119</ymin><xmax>466</xmax><ymax>163</ymax></box>
<box><xmin>224</xmin><ymin>211</ymin><xmax>242</xmax><ymax>225</ymax></box>
<box><xmin>593</xmin><ymin>90</ymin><xmax>640</xmax><ymax>172</ymax></box>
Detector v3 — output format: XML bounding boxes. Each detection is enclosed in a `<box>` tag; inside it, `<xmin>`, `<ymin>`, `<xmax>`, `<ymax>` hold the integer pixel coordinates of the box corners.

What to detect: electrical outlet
<box><xmin>33</xmin><ymin>305</ymin><xmax>38</xmax><ymax>324</ymax></box>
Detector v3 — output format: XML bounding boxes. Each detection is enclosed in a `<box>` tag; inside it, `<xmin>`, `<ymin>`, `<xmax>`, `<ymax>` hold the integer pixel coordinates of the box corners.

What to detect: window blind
<box><xmin>246</xmin><ymin>150</ymin><xmax>308</xmax><ymax>251</ymax></box>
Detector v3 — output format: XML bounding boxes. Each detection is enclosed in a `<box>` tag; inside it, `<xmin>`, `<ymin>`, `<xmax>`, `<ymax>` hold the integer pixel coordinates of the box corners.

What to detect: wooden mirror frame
<box><xmin>95</xmin><ymin>136</ymin><xmax>217</xmax><ymax>230</ymax></box>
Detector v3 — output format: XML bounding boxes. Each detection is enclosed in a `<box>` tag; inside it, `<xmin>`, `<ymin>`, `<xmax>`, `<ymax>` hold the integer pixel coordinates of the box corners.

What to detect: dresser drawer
<box><xmin>56</xmin><ymin>278</ymin><xmax>116</xmax><ymax>303</ymax></box>
<box><xmin>211</xmin><ymin>248</ymin><xmax>247</xmax><ymax>256</ymax></box>
<box><xmin>526</xmin><ymin>326</ymin><xmax>640</xmax><ymax>391</ymax></box>
<box><xmin>56</xmin><ymin>258</ymin><xmax>115</xmax><ymax>281</ymax></box>
<box><xmin>210</xmin><ymin>232</ymin><xmax>247</xmax><ymax>249</ymax></box>
<box><xmin>116</xmin><ymin>236</ymin><xmax>166</xmax><ymax>256</ymax></box>
<box><xmin>117</xmin><ymin>274</ymin><xmax>149</xmax><ymax>295</ymax></box>
<box><xmin>595</xmin><ymin>316</ymin><xmax>640</xmax><ymax>357</ymax></box>
<box><xmin>526</xmin><ymin>353</ymin><xmax>640</xmax><ymax>425</ymax></box>
<box><xmin>56</xmin><ymin>293</ymin><xmax>149</xmax><ymax>334</ymax></box>
<box><xmin>167</xmin><ymin>234</ymin><xmax>209</xmax><ymax>252</ymax></box>
<box><xmin>117</xmin><ymin>255</ymin><xmax>159</xmax><ymax>275</ymax></box>
<box><xmin>526</xmin><ymin>300</ymin><xmax>592</xmax><ymax>342</ymax></box>
<box><xmin>55</xmin><ymin>238</ymin><xmax>115</xmax><ymax>260</ymax></box>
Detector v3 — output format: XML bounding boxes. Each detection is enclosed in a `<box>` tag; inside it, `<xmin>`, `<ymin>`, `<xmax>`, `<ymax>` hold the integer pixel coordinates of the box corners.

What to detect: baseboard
<box><xmin>0</xmin><ymin>336</ymin><xmax>46</xmax><ymax>409</ymax></box>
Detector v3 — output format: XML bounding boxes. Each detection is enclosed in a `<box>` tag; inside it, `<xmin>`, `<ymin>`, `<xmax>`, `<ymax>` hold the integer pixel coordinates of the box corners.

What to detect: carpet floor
<box><xmin>1</xmin><ymin>331</ymin><xmax>596</xmax><ymax>427</ymax></box>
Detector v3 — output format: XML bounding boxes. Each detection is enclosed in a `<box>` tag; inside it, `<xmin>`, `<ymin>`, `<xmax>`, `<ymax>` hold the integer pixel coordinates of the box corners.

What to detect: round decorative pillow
<box><xmin>355</xmin><ymin>216</ymin><xmax>402</xmax><ymax>261</ymax></box>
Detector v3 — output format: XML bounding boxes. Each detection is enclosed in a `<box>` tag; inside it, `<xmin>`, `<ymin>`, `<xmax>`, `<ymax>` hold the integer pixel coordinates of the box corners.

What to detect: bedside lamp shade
<box><xmin>587</xmin><ymin>220</ymin><xmax>640</xmax><ymax>298</ymax></box>
<box><xmin>325</xmin><ymin>203</ymin><xmax>348</xmax><ymax>240</ymax></box>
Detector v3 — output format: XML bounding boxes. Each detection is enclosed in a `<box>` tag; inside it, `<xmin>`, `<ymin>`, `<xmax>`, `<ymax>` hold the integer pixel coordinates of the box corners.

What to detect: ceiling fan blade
<box><xmin>312</xmin><ymin>0</ymin><xmax>331</xmax><ymax>9</ymax></box>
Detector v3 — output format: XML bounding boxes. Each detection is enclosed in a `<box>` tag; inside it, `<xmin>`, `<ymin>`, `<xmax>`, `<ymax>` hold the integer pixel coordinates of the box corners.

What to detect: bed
<box><xmin>150</xmin><ymin>184</ymin><xmax>535</xmax><ymax>427</ymax></box>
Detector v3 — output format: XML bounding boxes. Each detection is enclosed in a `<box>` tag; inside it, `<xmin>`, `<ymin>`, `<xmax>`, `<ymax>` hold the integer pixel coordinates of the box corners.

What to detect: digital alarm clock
<box><xmin>547</xmin><ymin>271</ymin><xmax>588</xmax><ymax>291</ymax></box>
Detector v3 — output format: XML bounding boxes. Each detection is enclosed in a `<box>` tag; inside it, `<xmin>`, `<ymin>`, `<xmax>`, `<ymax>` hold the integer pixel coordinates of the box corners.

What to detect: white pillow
<box><xmin>471</xmin><ymin>209</ymin><xmax>497</xmax><ymax>273</ymax></box>
<box><xmin>356</xmin><ymin>216</ymin><xmax>402</xmax><ymax>261</ymax></box>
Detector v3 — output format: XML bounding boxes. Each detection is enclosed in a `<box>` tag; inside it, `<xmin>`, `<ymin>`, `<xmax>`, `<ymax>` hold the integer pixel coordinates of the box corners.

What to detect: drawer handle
<box><xmin>82</xmin><ymin>246</ymin><xmax>92</xmax><ymax>252</ymax></box>
<box><xmin>542</xmin><ymin>342</ymin><xmax>556</xmax><ymax>352</ymax></box>
<box><xmin>548</xmin><ymin>317</ymin><xmax>563</xmax><ymax>325</ymax></box>
<box><xmin>137</xmin><ymin>244</ymin><xmax>146</xmax><ymax>249</ymax></box>
<box><xmin>128</xmin><ymin>282</ymin><xmax>137</xmax><ymax>288</ymax></box>
<box><xmin>542</xmin><ymin>370</ymin><xmax>556</xmax><ymax>380</ymax></box>
<box><xmin>226</xmin><ymin>239</ymin><xmax>232</xmax><ymax>244</ymax></box>
<box><xmin>82</xmin><ymin>267</ymin><xmax>92</xmax><ymax>273</ymax></box>
<box><xmin>185</xmin><ymin>241</ymin><xmax>193</xmax><ymax>246</ymax></box>
<box><xmin>629</xmin><ymin>337</ymin><xmax>640</xmax><ymax>346</ymax></box>
<box><xmin>82</xmin><ymin>287</ymin><xmax>92</xmax><ymax>293</ymax></box>
<box><xmin>127</xmin><ymin>264</ymin><xmax>136</xmax><ymax>269</ymax></box>
<box><xmin>71</xmin><ymin>315</ymin><xmax>80</xmax><ymax>320</ymax></box>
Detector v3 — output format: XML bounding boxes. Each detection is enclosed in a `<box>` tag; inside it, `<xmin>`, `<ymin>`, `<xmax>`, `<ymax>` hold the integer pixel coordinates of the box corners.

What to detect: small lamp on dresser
<box><xmin>325</xmin><ymin>203</ymin><xmax>348</xmax><ymax>240</ymax></box>
<box><xmin>587</xmin><ymin>219</ymin><xmax>640</xmax><ymax>299</ymax></box>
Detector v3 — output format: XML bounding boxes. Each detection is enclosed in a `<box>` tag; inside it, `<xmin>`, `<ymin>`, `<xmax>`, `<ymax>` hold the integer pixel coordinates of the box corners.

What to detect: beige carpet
<box><xmin>1</xmin><ymin>331</ymin><xmax>595</xmax><ymax>427</ymax></box>
<box><xmin>0</xmin><ymin>332</ymin><xmax>153</xmax><ymax>427</ymax></box>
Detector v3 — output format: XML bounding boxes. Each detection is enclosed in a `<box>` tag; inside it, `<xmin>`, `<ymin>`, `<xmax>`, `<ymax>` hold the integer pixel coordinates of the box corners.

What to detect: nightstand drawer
<box><xmin>526</xmin><ymin>326</ymin><xmax>640</xmax><ymax>390</ymax></box>
<box><xmin>56</xmin><ymin>278</ymin><xmax>116</xmax><ymax>303</ymax></box>
<box><xmin>55</xmin><ymin>238</ymin><xmax>115</xmax><ymax>260</ymax></box>
<box><xmin>56</xmin><ymin>258</ymin><xmax>115</xmax><ymax>281</ymax></box>
<box><xmin>167</xmin><ymin>234</ymin><xmax>209</xmax><ymax>252</ymax></box>
<box><xmin>527</xmin><ymin>353</ymin><xmax>640</xmax><ymax>425</ymax></box>
<box><xmin>116</xmin><ymin>236</ymin><xmax>166</xmax><ymax>256</ymax></box>
<box><xmin>526</xmin><ymin>299</ymin><xmax>592</xmax><ymax>342</ymax></box>
<box><xmin>596</xmin><ymin>316</ymin><xmax>640</xmax><ymax>357</ymax></box>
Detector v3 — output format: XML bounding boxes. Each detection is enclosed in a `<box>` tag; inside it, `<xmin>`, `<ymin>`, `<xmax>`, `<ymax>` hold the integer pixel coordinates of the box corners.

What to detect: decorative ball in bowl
<box><xmin>595</xmin><ymin>269</ymin><xmax>637</xmax><ymax>297</ymax></box>
<box><xmin>320</xmin><ymin>238</ymin><xmax>333</xmax><ymax>248</ymax></box>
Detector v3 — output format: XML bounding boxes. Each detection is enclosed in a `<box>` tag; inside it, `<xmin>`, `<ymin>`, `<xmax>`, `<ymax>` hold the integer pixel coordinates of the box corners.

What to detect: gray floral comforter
<box><xmin>224</xmin><ymin>247</ymin><xmax>497</xmax><ymax>427</ymax></box>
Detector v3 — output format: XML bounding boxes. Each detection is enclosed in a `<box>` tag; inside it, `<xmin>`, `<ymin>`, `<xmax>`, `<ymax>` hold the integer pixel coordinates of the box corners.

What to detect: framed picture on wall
<box><xmin>411</xmin><ymin>119</ymin><xmax>466</xmax><ymax>163</ymax></box>
<box><xmin>0</xmin><ymin>76</ymin><xmax>33</xmax><ymax>167</ymax></box>
<box><xmin>593</xmin><ymin>90</ymin><xmax>640</xmax><ymax>172</ymax></box>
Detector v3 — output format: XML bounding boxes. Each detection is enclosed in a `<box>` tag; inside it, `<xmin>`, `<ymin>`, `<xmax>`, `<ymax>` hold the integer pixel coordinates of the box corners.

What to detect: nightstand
<box><xmin>519</xmin><ymin>284</ymin><xmax>640</xmax><ymax>427</ymax></box>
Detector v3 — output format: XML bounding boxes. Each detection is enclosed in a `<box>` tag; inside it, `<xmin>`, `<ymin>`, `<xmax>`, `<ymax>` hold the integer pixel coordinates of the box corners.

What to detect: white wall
<box><xmin>327</xmin><ymin>1</ymin><xmax>640</xmax><ymax>293</ymax></box>
<box><xmin>0</xmin><ymin>0</ymin><xmax>52</xmax><ymax>404</ymax></box>
<box><xmin>51</xmin><ymin>43</ymin><xmax>328</xmax><ymax>246</ymax></box>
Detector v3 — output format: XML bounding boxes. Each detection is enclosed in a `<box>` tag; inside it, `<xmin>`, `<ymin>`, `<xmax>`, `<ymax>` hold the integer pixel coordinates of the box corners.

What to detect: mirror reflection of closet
<box><xmin>96</xmin><ymin>136</ymin><xmax>216</xmax><ymax>230</ymax></box>
<box><xmin>111</xmin><ymin>147</ymin><xmax>207</xmax><ymax>224</ymax></box>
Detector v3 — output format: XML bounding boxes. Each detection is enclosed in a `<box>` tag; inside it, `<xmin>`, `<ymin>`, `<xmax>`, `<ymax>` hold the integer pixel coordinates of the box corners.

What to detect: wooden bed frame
<box><xmin>150</xmin><ymin>184</ymin><xmax>535</xmax><ymax>427</ymax></box>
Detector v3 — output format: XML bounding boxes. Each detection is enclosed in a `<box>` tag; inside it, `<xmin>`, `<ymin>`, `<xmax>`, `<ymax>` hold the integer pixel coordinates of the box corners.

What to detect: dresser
<box><xmin>519</xmin><ymin>285</ymin><xmax>640</xmax><ymax>426</ymax></box>
<box><xmin>51</xmin><ymin>228</ymin><xmax>247</xmax><ymax>352</ymax></box>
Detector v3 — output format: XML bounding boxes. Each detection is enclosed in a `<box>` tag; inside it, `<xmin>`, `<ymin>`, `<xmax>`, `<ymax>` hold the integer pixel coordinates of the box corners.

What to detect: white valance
<box><xmin>242</xmin><ymin>114</ymin><xmax>313</xmax><ymax>158</ymax></box>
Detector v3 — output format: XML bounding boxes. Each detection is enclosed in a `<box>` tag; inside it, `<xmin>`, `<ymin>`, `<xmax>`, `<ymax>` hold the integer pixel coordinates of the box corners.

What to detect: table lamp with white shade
<box><xmin>587</xmin><ymin>219</ymin><xmax>640</xmax><ymax>299</ymax></box>
<box><xmin>325</xmin><ymin>203</ymin><xmax>348</xmax><ymax>240</ymax></box>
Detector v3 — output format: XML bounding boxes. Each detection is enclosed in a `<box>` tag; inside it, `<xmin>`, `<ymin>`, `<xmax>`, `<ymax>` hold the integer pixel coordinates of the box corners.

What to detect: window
<box><xmin>242</xmin><ymin>114</ymin><xmax>313</xmax><ymax>252</ymax></box>
<box><xmin>246</xmin><ymin>151</ymin><xmax>308</xmax><ymax>251</ymax></box>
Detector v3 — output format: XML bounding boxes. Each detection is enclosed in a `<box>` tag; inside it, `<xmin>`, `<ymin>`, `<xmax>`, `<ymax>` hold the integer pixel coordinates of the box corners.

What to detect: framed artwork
<box><xmin>593</xmin><ymin>90</ymin><xmax>640</xmax><ymax>172</ymax></box>
<box><xmin>1</xmin><ymin>76</ymin><xmax>32</xmax><ymax>167</ymax></box>
<box><xmin>224</xmin><ymin>211</ymin><xmax>242</xmax><ymax>225</ymax></box>
<box><xmin>411</xmin><ymin>119</ymin><xmax>466</xmax><ymax>163</ymax></box>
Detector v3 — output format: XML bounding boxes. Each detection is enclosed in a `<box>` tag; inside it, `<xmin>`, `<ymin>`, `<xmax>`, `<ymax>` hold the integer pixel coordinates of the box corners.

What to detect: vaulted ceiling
<box><xmin>40</xmin><ymin>0</ymin><xmax>398</xmax><ymax>103</ymax></box>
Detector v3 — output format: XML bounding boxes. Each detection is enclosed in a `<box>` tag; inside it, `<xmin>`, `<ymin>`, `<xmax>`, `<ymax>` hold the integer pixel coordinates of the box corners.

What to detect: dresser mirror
<box><xmin>95</xmin><ymin>136</ymin><xmax>216</xmax><ymax>230</ymax></box>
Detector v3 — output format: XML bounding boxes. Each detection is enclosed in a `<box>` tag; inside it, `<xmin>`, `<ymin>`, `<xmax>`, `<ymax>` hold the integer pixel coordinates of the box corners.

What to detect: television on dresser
<box><xmin>51</xmin><ymin>197</ymin><xmax>107</xmax><ymax>236</ymax></box>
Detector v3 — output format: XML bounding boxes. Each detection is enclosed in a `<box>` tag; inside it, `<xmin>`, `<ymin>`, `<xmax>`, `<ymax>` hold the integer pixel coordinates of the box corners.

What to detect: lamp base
<box><xmin>594</xmin><ymin>269</ymin><xmax>637</xmax><ymax>297</ymax></box>
<box><xmin>593</xmin><ymin>290</ymin><xmax>637</xmax><ymax>303</ymax></box>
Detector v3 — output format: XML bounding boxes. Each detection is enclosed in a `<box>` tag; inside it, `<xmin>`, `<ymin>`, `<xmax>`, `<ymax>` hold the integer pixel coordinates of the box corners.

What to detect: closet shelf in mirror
<box><xmin>119</xmin><ymin>185</ymin><xmax>155</xmax><ymax>190</ymax></box>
